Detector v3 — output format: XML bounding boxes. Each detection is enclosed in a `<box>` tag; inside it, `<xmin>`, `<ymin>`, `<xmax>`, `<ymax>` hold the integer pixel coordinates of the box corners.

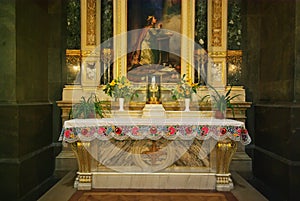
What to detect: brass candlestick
<box><xmin>149</xmin><ymin>83</ymin><xmax>159</xmax><ymax>104</ymax></box>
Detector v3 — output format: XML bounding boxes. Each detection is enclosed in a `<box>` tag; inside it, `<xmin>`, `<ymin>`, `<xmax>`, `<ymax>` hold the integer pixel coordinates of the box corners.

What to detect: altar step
<box><xmin>38</xmin><ymin>171</ymin><xmax>268</xmax><ymax>201</ymax></box>
<box><xmin>92</xmin><ymin>172</ymin><xmax>216</xmax><ymax>190</ymax></box>
<box><xmin>230</xmin><ymin>152</ymin><xmax>253</xmax><ymax>178</ymax></box>
<box><xmin>55</xmin><ymin>149</ymin><xmax>77</xmax><ymax>178</ymax></box>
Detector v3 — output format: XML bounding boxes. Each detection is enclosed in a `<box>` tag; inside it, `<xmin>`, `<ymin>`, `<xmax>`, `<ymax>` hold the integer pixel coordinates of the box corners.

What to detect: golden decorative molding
<box><xmin>207</xmin><ymin>0</ymin><xmax>228</xmax><ymax>86</ymax></box>
<box><xmin>227</xmin><ymin>50</ymin><xmax>242</xmax><ymax>65</ymax></box>
<box><xmin>227</xmin><ymin>50</ymin><xmax>242</xmax><ymax>56</ymax></box>
<box><xmin>113</xmin><ymin>0</ymin><xmax>127</xmax><ymax>77</ymax></box>
<box><xmin>112</xmin><ymin>0</ymin><xmax>196</xmax><ymax>80</ymax></box>
<box><xmin>86</xmin><ymin>0</ymin><xmax>97</xmax><ymax>46</ymax></box>
<box><xmin>66</xmin><ymin>49</ymin><xmax>81</xmax><ymax>65</ymax></box>
<box><xmin>181</xmin><ymin>0</ymin><xmax>195</xmax><ymax>81</ymax></box>
<box><xmin>81</xmin><ymin>50</ymin><xmax>100</xmax><ymax>57</ymax></box>
<box><xmin>81</xmin><ymin>50</ymin><xmax>92</xmax><ymax>57</ymax></box>
<box><xmin>208</xmin><ymin>51</ymin><xmax>227</xmax><ymax>58</ymax></box>
<box><xmin>80</xmin><ymin>0</ymin><xmax>101</xmax><ymax>87</ymax></box>
<box><xmin>211</xmin><ymin>0</ymin><xmax>222</xmax><ymax>47</ymax></box>
<box><xmin>66</xmin><ymin>49</ymin><xmax>81</xmax><ymax>55</ymax></box>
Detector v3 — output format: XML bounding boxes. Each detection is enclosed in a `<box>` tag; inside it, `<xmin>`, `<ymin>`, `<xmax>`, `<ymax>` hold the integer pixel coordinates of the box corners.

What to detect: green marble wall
<box><xmin>0</xmin><ymin>1</ymin><xmax>17</xmax><ymax>102</ymax></box>
<box><xmin>228</xmin><ymin>0</ymin><xmax>242</xmax><ymax>50</ymax></box>
<box><xmin>66</xmin><ymin>0</ymin><xmax>80</xmax><ymax>49</ymax></box>
<box><xmin>244</xmin><ymin>0</ymin><xmax>300</xmax><ymax>200</ymax></box>
<box><xmin>0</xmin><ymin>0</ymin><xmax>64</xmax><ymax>200</ymax></box>
<box><xmin>101</xmin><ymin>0</ymin><xmax>113</xmax><ymax>45</ymax></box>
<box><xmin>49</xmin><ymin>0</ymin><xmax>65</xmax><ymax>146</ymax></box>
<box><xmin>195</xmin><ymin>0</ymin><xmax>207</xmax><ymax>49</ymax></box>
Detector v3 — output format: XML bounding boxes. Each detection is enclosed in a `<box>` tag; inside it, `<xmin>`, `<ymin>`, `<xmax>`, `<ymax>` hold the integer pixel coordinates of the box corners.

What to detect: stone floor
<box><xmin>38</xmin><ymin>171</ymin><xmax>268</xmax><ymax>201</ymax></box>
<box><xmin>68</xmin><ymin>190</ymin><xmax>238</xmax><ymax>201</ymax></box>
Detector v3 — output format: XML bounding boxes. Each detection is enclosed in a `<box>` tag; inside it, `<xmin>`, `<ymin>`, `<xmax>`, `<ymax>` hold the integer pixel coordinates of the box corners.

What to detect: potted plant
<box><xmin>171</xmin><ymin>74</ymin><xmax>199</xmax><ymax>111</ymax></box>
<box><xmin>205</xmin><ymin>84</ymin><xmax>241</xmax><ymax>119</ymax></box>
<box><xmin>69</xmin><ymin>94</ymin><xmax>108</xmax><ymax>119</ymax></box>
<box><xmin>103</xmin><ymin>76</ymin><xmax>138</xmax><ymax>111</ymax></box>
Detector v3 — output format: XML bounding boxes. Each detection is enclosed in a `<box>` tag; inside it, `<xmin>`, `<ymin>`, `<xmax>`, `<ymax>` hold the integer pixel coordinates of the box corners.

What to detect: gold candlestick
<box><xmin>149</xmin><ymin>83</ymin><xmax>159</xmax><ymax>104</ymax></box>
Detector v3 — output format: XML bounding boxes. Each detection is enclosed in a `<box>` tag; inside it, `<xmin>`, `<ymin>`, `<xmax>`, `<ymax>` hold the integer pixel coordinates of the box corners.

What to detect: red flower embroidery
<box><xmin>90</xmin><ymin>128</ymin><xmax>96</xmax><ymax>134</ymax></box>
<box><xmin>115</xmin><ymin>127</ymin><xmax>122</xmax><ymax>135</ymax></box>
<box><xmin>242</xmin><ymin>129</ymin><xmax>248</xmax><ymax>134</ymax></box>
<box><xmin>150</xmin><ymin>126</ymin><xmax>157</xmax><ymax>134</ymax></box>
<box><xmin>168</xmin><ymin>126</ymin><xmax>176</xmax><ymax>135</ymax></box>
<box><xmin>237</xmin><ymin>128</ymin><xmax>243</xmax><ymax>135</ymax></box>
<box><xmin>98</xmin><ymin>127</ymin><xmax>106</xmax><ymax>134</ymax></box>
<box><xmin>132</xmin><ymin>126</ymin><xmax>139</xmax><ymax>135</ymax></box>
<box><xmin>185</xmin><ymin>127</ymin><xmax>192</xmax><ymax>134</ymax></box>
<box><xmin>220</xmin><ymin>128</ymin><xmax>227</xmax><ymax>135</ymax></box>
<box><xmin>64</xmin><ymin>130</ymin><xmax>71</xmax><ymax>138</ymax></box>
<box><xmin>201</xmin><ymin>126</ymin><xmax>209</xmax><ymax>135</ymax></box>
<box><xmin>81</xmin><ymin>128</ymin><xmax>89</xmax><ymax>136</ymax></box>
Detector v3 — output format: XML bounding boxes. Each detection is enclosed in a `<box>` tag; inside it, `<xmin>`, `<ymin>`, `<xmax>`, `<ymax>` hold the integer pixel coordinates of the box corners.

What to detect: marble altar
<box><xmin>60</xmin><ymin>116</ymin><xmax>251</xmax><ymax>191</ymax></box>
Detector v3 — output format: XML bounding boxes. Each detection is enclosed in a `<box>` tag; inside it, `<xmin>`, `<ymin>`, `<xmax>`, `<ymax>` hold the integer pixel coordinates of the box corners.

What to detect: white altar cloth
<box><xmin>60</xmin><ymin>117</ymin><xmax>251</xmax><ymax>145</ymax></box>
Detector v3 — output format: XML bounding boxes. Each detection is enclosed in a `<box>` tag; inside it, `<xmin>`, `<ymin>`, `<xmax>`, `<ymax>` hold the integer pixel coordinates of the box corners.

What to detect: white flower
<box><xmin>229</xmin><ymin>20</ymin><xmax>234</xmax><ymax>24</ymax></box>
<box><xmin>199</xmin><ymin>39</ymin><xmax>204</xmax><ymax>45</ymax></box>
<box><xmin>237</xmin><ymin>30</ymin><xmax>241</xmax><ymax>34</ymax></box>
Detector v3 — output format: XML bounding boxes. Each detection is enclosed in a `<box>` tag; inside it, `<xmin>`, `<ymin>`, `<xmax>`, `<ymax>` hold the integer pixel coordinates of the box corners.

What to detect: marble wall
<box><xmin>0</xmin><ymin>0</ymin><xmax>65</xmax><ymax>200</ymax></box>
<box><xmin>244</xmin><ymin>0</ymin><xmax>300</xmax><ymax>200</ymax></box>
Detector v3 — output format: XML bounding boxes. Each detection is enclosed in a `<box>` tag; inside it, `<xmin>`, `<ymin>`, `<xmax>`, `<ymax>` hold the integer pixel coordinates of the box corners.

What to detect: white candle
<box><xmin>151</xmin><ymin>76</ymin><xmax>156</xmax><ymax>84</ymax></box>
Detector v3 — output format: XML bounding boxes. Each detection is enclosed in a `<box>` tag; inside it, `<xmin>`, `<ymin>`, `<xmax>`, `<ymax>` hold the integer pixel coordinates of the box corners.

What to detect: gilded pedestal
<box><xmin>71</xmin><ymin>141</ymin><xmax>92</xmax><ymax>190</ymax></box>
<box><xmin>215</xmin><ymin>138</ymin><xmax>237</xmax><ymax>191</ymax></box>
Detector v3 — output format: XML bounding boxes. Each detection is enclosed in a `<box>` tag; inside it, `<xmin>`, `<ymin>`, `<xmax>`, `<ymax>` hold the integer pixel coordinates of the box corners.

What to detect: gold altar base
<box><xmin>215</xmin><ymin>173</ymin><xmax>233</xmax><ymax>191</ymax></box>
<box><xmin>215</xmin><ymin>138</ymin><xmax>238</xmax><ymax>191</ymax></box>
<box><xmin>71</xmin><ymin>142</ymin><xmax>93</xmax><ymax>190</ymax></box>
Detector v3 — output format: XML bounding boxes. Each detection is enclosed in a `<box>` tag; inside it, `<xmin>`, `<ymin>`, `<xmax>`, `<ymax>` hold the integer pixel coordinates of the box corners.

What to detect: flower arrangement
<box><xmin>171</xmin><ymin>74</ymin><xmax>199</xmax><ymax>99</ymax></box>
<box><xmin>103</xmin><ymin>76</ymin><xmax>137</xmax><ymax>99</ymax></box>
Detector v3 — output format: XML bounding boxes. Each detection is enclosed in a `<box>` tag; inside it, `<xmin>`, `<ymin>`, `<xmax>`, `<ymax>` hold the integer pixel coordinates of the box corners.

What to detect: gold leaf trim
<box><xmin>86</xmin><ymin>0</ymin><xmax>96</xmax><ymax>46</ymax></box>
<box><xmin>211</xmin><ymin>0</ymin><xmax>222</xmax><ymax>47</ymax></box>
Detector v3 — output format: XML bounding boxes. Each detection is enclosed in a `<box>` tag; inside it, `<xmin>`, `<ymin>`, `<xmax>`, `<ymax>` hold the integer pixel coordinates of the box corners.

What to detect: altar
<box><xmin>60</xmin><ymin>115</ymin><xmax>251</xmax><ymax>191</ymax></box>
<box><xmin>57</xmin><ymin>0</ymin><xmax>253</xmax><ymax>194</ymax></box>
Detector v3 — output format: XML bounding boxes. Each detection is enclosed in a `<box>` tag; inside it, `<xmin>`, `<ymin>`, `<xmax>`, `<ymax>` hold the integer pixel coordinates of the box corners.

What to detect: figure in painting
<box><xmin>128</xmin><ymin>16</ymin><xmax>162</xmax><ymax>70</ymax></box>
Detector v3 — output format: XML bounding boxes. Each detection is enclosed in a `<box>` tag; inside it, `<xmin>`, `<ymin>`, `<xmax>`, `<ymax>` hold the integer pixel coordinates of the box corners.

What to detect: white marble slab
<box><xmin>92</xmin><ymin>172</ymin><xmax>216</xmax><ymax>189</ymax></box>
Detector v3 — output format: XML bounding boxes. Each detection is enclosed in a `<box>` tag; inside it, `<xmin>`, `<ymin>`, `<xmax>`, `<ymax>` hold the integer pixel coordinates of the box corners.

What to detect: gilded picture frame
<box><xmin>113</xmin><ymin>0</ymin><xmax>195</xmax><ymax>83</ymax></box>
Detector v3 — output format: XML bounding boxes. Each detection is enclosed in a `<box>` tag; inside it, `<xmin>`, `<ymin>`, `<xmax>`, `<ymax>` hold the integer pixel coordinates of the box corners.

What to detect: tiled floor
<box><xmin>38</xmin><ymin>171</ymin><xmax>268</xmax><ymax>201</ymax></box>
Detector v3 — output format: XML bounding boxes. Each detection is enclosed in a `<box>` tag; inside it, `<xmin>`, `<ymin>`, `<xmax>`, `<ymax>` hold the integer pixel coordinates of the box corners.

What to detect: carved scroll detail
<box><xmin>212</xmin><ymin>0</ymin><xmax>222</xmax><ymax>47</ymax></box>
<box><xmin>86</xmin><ymin>0</ymin><xmax>96</xmax><ymax>46</ymax></box>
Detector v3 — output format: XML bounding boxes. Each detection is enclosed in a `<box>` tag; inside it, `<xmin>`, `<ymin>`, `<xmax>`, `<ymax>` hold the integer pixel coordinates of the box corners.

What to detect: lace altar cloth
<box><xmin>60</xmin><ymin>117</ymin><xmax>251</xmax><ymax>145</ymax></box>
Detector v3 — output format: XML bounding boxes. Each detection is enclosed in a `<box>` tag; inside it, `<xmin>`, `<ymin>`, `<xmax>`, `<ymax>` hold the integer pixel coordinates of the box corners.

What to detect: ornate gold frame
<box><xmin>78</xmin><ymin>0</ymin><xmax>230</xmax><ymax>87</ymax></box>
<box><xmin>113</xmin><ymin>0</ymin><xmax>195</xmax><ymax>81</ymax></box>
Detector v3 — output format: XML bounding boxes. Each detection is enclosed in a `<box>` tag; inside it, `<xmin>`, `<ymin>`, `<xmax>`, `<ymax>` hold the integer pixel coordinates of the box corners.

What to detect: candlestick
<box><xmin>151</xmin><ymin>76</ymin><xmax>156</xmax><ymax>84</ymax></box>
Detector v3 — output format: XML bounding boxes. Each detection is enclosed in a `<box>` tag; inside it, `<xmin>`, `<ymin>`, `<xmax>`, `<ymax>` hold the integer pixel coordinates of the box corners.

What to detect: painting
<box><xmin>113</xmin><ymin>0</ymin><xmax>195</xmax><ymax>83</ymax></box>
<box><xmin>126</xmin><ymin>0</ymin><xmax>182</xmax><ymax>83</ymax></box>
